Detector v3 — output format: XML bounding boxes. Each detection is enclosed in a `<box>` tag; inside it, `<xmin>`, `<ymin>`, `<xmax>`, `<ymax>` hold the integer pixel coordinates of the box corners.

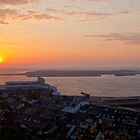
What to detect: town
<box><xmin>0</xmin><ymin>77</ymin><xmax>140</xmax><ymax>140</ymax></box>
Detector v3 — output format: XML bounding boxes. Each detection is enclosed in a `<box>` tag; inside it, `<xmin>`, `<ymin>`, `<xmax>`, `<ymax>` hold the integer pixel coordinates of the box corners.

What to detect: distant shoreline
<box><xmin>25</xmin><ymin>70</ymin><xmax>140</xmax><ymax>77</ymax></box>
<box><xmin>0</xmin><ymin>69</ymin><xmax>140</xmax><ymax>77</ymax></box>
<box><xmin>0</xmin><ymin>73</ymin><xmax>25</xmax><ymax>76</ymax></box>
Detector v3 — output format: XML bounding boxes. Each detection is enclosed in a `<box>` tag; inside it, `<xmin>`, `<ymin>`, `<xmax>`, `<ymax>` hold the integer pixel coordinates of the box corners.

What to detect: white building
<box><xmin>62</xmin><ymin>100</ymin><xmax>90</xmax><ymax>113</ymax></box>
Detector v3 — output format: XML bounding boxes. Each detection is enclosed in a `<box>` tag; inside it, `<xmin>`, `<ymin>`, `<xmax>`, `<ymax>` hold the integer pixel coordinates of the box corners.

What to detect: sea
<box><xmin>0</xmin><ymin>75</ymin><xmax>140</xmax><ymax>97</ymax></box>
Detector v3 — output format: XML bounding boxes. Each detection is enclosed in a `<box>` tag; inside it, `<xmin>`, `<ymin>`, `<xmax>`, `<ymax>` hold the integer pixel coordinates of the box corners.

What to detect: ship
<box><xmin>0</xmin><ymin>77</ymin><xmax>60</xmax><ymax>96</ymax></box>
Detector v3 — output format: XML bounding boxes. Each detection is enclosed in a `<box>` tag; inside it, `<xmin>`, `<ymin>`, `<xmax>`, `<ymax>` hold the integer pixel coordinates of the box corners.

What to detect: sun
<box><xmin>0</xmin><ymin>57</ymin><xmax>3</xmax><ymax>64</ymax></box>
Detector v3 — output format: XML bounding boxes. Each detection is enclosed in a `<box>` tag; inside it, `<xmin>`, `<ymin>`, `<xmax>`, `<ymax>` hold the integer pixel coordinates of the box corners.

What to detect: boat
<box><xmin>0</xmin><ymin>77</ymin><xmax>60</xmax><ymax>96</ymax></box>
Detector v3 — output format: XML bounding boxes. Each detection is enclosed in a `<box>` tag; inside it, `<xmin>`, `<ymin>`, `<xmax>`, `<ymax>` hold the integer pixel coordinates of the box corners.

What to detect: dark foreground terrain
<box><xmin>0</xmin><ymin>90</ymin><xmax>140</xmax><ymax>140</ymax></box>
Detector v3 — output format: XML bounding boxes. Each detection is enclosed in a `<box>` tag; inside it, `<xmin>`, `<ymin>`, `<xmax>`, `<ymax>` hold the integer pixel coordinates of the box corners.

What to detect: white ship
<box><xmin>0</xmin><ymin>77</ymin><xmax>60</xmax><ymax>96</ymax></box>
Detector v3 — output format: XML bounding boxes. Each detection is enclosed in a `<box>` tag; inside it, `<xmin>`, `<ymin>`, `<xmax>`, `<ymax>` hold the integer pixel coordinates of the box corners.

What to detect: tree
<box><xmin>0</xmin><ymin>100</ymin><xmax>10</xmax><ymax>109</ymax></box>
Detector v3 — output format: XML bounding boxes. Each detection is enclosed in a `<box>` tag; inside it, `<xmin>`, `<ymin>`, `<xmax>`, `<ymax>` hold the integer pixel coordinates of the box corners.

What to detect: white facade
<box><xmin>62</xmin><ymin>101</ymin><xmax>89</xmax><ymax>113</ymax></box>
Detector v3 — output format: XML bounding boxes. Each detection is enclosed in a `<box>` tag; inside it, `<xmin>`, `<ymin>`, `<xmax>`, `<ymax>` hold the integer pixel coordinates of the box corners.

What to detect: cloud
<box><xmin>87</xmin><ymin>0</ymin><xmax>108</xmax><ymax>1</ymax></box>
<box><xmin>0</xmin><ymin>0</ymin><xmax>36</xmax><ymax>5</ymax></box>
<box><xmin>17</xmin><ymin>11</ymin><xmax>62</xmax><ymax>21</ymax></box>
<box><xmin>72</xmin><ymin>0</ymin><xmax>108</xmax><ymax>1</ymax></box>
<box><xmin>0</xmin><ymin>8</ymin><xmax>62</xmax><ymax>24</ymax></box>
<box><xmin>47</xmin><ymin>8</ymin><xmax>111</xmax><ymax>21</ymax></box>
<box><xmin>84</xmin><ymin>33</ymin><xmax>140</xmax><ymax>45</ymax></box>
<box><xmin>0</xmin><ymin>8</ymin><xmax>17</xmax><ymax>24</ymax></box>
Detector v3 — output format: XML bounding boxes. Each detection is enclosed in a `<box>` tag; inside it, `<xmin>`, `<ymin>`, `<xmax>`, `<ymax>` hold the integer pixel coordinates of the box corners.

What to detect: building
<box><xmin>62</xmin><ymin>100</ymin><xmax>89</xmax><ymax>113</ymax></box>
<box><xmin>0</xmin><ymin>77</ymin><xmax>59</xmax><ymax>96</ymax></box>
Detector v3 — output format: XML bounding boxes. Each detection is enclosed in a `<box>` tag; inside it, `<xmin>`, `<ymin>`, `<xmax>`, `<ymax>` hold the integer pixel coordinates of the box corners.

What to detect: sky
<box><xmin>0</xmin><ymin>0</ymin><xmax>140</xmax><ymax>71</ymax></box>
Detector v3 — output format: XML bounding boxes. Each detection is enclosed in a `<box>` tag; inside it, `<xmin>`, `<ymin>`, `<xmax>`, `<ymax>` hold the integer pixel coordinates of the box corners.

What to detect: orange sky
<box><xmin>0</xmin><ymin>0</ymin><xmax>140</xmax><ymax>71</ymax></box>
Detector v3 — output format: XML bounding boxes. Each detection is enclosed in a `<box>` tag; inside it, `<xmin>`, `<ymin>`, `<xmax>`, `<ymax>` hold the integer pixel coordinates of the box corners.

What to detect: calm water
<box><xmin>0</xmin><ymin>75</ymin><xmax>140</xmax><ymax>97</ymax></box>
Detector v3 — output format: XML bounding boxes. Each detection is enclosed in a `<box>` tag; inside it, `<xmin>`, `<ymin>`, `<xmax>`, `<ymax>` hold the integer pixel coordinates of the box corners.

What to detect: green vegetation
<box><xmin>29</xmin><ymin>93</ymin><xmax>40</xmax><ymax>100</ymax></box>
<box><xmin>0</xmin><ymin>100</ymin><xmax>10</xmax><ymax>109</ymax></box>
